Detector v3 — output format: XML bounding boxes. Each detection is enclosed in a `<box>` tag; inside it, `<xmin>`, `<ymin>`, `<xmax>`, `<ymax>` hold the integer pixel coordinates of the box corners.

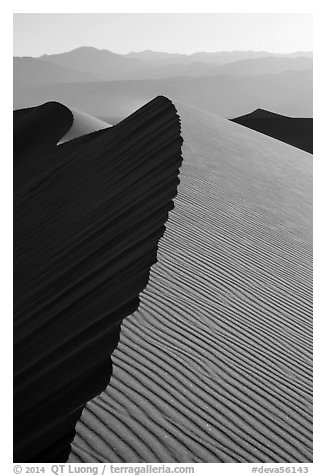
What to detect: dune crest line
<box><xmin>13</xmin><ymin>96</ymin><xmax>183</xmax><ymax>462</ymax></box>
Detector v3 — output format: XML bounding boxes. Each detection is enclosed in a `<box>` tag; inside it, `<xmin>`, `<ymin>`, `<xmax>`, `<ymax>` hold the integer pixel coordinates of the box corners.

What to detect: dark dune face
<box><xmin>231</xmin><ymin>109</ymin><xmax>313</xmax><ymax>154</ymax></box>
<box><xmin>13</xmin><ymin>97</ymin><xmax>183</xmax><ymax>462</ymax></box>
<box><xmin>14</xmin><ymin>102</ymin><xmax>74</xmax><ymax>188</ymax></box>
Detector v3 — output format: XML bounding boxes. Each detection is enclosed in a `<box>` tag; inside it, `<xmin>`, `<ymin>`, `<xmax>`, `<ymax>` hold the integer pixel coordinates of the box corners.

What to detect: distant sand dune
<box><xmin>69</xmin><ymin>104</ymin><xmax>312</xmax><ymax>463</ymax></box>
<box><xmin>232</xmin><ymin>109</ymin><xmax>313</xmax><ymax>153</ymax></box>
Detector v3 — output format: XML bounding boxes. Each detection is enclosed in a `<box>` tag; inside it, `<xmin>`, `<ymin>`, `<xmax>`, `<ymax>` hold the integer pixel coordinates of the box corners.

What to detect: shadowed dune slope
<box><xmin>13</xmin><ymin>97</ymin><xmax>183</xmax><ymax>462</ymax></box>
<box><xmin>14</xmin><ymin>102</ymin><xmax>73</xmax><ymax>164</ymax></box>
<box><xmin>70</xmin><ymin>103</ymin><xmax>312</xmax><ymax>463</ymax></box>
<box><xmin>231</xmin><ymin>109</ymin><xmax>313</xmax><ymax>153</ymax></box>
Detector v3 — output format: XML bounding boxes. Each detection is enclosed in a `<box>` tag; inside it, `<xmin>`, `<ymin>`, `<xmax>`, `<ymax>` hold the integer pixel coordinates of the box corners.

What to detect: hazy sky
<box><xmin>13</xmin><ymin>13</ymin><xmax>312</xmax><ymax>57</ymax></box>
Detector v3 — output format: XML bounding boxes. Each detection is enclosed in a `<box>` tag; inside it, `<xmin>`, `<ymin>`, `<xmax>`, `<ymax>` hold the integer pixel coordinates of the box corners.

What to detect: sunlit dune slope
<box><xmin>70</xmin><ymin>103</ymin><xmax>312</xmax><ymax>463</ymax></box>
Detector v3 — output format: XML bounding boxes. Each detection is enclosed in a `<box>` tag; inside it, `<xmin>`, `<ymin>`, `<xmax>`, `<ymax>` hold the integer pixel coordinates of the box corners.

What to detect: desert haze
<box><xmin>14</xmin><ymin>47</ymin><xmax>313</xmax><ymax>119</ymax></box>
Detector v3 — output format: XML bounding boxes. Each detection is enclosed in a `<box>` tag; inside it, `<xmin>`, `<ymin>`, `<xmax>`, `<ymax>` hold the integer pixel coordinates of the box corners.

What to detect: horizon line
<box><xmin>14</xmin><ymin>45</ymin><xmax>314</xmax><ymax>58</ymax></box>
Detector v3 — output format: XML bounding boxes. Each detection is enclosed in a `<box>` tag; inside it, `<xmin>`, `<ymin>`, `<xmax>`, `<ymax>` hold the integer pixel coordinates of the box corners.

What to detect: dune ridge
<box><xmin>13</xmin><ymin>97</ymin><xmax>183</xmax><ymax>462</ymax></box>
<box><xmin>232</xmin><ymin>109</ymin><xmax>313</xmax><ymax>153</ymax></box>
<box><xmin>69</xmin><ymin>103</ymin><xmax>312</xmax><ymax>463</ymax></box>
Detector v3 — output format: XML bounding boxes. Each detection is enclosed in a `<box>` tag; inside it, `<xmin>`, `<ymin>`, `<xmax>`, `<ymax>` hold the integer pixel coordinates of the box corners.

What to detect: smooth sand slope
<box><xmin>58</xmin><ymin>108</ymin><xmax>111</xmax><ymax>144</ymax></box>
<box><xmin>14</xmin><ymin>98</ymin><xmax>183</xmax><ymax>462</ymax></box>
<box><xmin>69</xmin><ymin>103</ymin><xmax>312</xmax><ymax>463</ymax></box>
<box><xmin>231</xmin><ymin>109</ymin><xmax>313</xmax><ymax>154</ymax></box>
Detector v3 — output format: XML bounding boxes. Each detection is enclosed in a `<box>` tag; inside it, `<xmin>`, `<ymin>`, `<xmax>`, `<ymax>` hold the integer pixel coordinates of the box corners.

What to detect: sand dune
<box><xmin>69</xmin><ymin>103</ymin><xmax>312</xmax><ymax>463</ymax></box>
<box><xmin>14</xmin><ymin>102</ymin><xmax>74</xmax><ymax>188</ymax></box>
<box><xmin>58</xmin><ymin>108</ymin><xmax>111</xmax><ymax>144</ymax></box>
<box><xmin>231</xmin><ymin>109</ymin><xmax>313</xmax><ymax>153</ymax></box>
<box><xmin>13</xmin><ymin>97</ymin><xmax>183</xmax><ymax>462</ymax></box>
